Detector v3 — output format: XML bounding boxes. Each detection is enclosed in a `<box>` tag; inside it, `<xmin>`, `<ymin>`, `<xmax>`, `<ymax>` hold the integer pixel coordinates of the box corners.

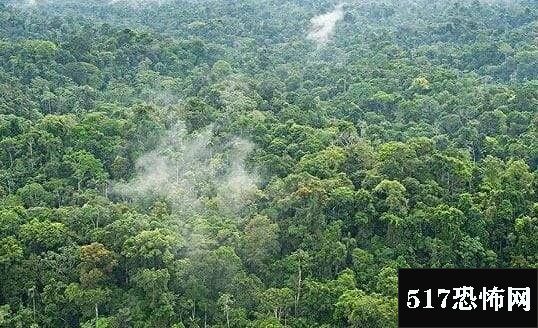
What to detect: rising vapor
<box><xmin>307</xmin><ymin>3</ymin><xmax>345</xmax><ymax>46</ymax></box>
<box><xmin>114</xmin><ymin>123</ymin><xmax>258</xmax><ymax>215</ymax></box>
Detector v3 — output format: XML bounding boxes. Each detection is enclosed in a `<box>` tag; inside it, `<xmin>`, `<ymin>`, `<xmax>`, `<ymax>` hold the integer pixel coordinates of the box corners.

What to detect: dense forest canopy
<box><xmin>0</xmin><ymin>0</ymin><xmax>536</xmax><ymax>327</ymax></box>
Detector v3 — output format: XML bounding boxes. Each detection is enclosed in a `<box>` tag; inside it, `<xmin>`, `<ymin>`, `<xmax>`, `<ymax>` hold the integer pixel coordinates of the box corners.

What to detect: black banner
<box><xmin>398</xmin><ymin>269</ymin><xmax>537</xmax><ymax>327</ymax></box>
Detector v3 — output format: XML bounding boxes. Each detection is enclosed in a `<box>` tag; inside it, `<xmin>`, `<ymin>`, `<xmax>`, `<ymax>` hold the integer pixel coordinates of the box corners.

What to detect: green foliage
<box><xmin>0</xmin><ymin>0</ymin><xmax>536</xmax><ymax>327</ymax></box>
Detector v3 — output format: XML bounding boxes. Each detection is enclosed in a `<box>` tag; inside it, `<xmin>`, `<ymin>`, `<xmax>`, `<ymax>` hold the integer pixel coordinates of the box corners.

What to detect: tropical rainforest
<box><xmin>0</xmin><ymin>0</ymin><xmax>536</xmax><ymax>327</ymax></box>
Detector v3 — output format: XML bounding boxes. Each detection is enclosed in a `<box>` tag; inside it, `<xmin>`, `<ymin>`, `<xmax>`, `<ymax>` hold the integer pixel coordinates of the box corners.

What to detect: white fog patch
<box><xmin>114</xmin><ymin>123</ymin><xmax>258</xmax><ymax>215</ymax></box>
<box><xmin>13</xmin><ymin>0</ymin><xmax>44</xmax><ymax>7</ymax></box>
<box><xmin>307</xmin><ymin>3</ymin><xmax>345</xmax><ymax>46</ymax></box>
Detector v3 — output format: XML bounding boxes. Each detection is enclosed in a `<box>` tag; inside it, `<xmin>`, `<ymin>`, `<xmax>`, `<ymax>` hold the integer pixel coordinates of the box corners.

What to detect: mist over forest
<box><xmin>0</xmin><ymin>0</ymin><xmax>536</xmax><ymax>327</ymax></box>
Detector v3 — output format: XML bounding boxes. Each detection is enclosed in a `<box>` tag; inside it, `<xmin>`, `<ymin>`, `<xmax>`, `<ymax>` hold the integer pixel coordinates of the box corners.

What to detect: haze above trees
<box><xmin>0</xmin><ymin>0</ymin><xmax>536</xmax><ymax>327</ymax></box>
